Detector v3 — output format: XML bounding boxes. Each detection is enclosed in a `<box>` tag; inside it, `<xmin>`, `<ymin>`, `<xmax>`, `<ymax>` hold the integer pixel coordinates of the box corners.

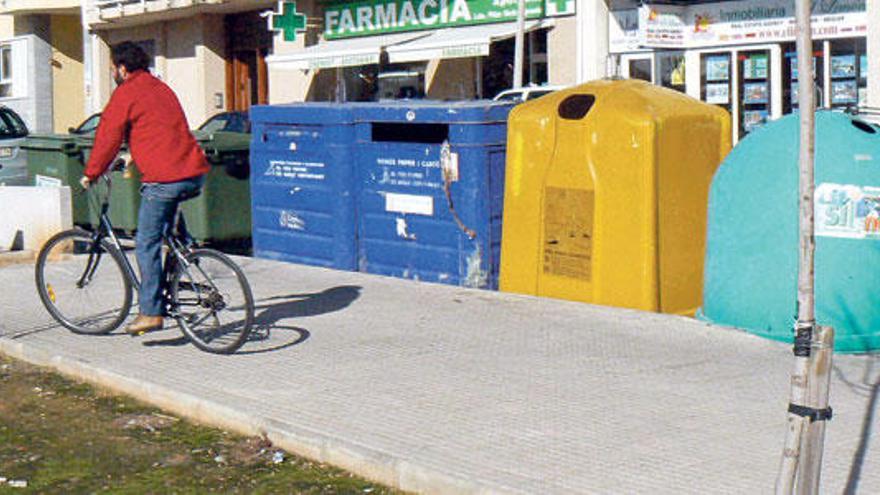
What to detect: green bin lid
<box><xmin>20</xmin><ymin>133</ymin><xmax>80</xmax><ymax>153</ymax></box>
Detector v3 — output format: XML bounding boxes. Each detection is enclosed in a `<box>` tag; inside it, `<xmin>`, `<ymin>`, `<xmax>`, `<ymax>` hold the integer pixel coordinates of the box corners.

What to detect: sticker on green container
<box><xmin>34</xmin><ymin>174</ymin><xmax>62</xmax><ymax>187</ymax></box>
<box><xmin>815</xmin><ymin>183</ymin><xmax>880</xmax><ymax>240</ymax></box>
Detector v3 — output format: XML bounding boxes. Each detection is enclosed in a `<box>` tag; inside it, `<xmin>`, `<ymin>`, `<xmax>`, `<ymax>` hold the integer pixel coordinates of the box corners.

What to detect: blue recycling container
<box><xmin>354</xmin><ymin>101</ymin><xmax>513</xmax><ymax>289</ymax></box>
<box><xmin>249</xmin><ymin>104</ymin><xmax>357</xmax><ymax>270</ymax></box>
<box><xmin>700</xmin><ymin>111</ymin><xmax>880</xmax><ymax>353</ymax></box>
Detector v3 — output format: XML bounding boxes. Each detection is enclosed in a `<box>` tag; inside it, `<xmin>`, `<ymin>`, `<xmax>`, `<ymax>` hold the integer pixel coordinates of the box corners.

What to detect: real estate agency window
<box><xmin>0</xmin><ymin>44</ymin><xmax>13</xmax><ymax>97</ymax></box>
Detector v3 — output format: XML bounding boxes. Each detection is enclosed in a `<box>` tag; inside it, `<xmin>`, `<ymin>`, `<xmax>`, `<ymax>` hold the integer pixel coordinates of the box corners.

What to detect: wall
<box><xmin>0</xmin><ymin>15</ymin><xmax>13</xmax><ymax>37</ymax></box>
<box><xmin>0</xmin><ymin>34</ymin><xmax>53</xmax><ymax>133</ymax></box>
<box><xmin>0</xmin><ymin>186</ymin><xmax>72</xmax><ymax>253</ymax></box>
<box><xmin>97</xmin><ymin>15</ymin><xmax>223</xmax><ymax>127</ymax></box>
<box><xmin>267</xmin><ymin>0</ymin><xmax>318</xmax><ymax>103</ymax></box>
<box><xmin>574</xmin><ymin>0</ymin><xmax>609</xmax><ymax>83</ymax></box>
<box><xmin>201</xmin><ymin>14</ymin><xmax>226</xmax><ymax>117</ymax></box>
<box><xmin>426</xmin><ymin>58</ymin><xmax>476</xmax><ymax>100</ymax></box>
<box><xmin>3</xmin><ymin>16</ymin><xmax>54</xmax><ymax>133</ymax></box>
<box><xmin>164</xmin><ymin>17</ymin><xmax>203</xmax><ymax>126</ymax></box>
<box><xmin>50</xmin><ymin>14</ymin><xmax>83</xmax><ymax>133</ymax></box>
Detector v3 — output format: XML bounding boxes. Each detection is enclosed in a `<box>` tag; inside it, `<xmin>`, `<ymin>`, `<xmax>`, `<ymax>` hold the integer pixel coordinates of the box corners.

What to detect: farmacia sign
<box><xmin>323</xmin><ymin>0</ymin><xmax>574</xmax><ymax>39</ymax></box>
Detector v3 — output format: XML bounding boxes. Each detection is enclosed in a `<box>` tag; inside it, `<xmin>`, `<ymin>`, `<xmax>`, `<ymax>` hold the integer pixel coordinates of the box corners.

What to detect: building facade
<box><xmin>83</xmin><ymin>0</ymin><xmax>276</xmax><ymax>128</ymax></box>
<box><xmin>609</xmin><ymin>0</ymin><xmax>874</xmax><ymax>142</ymax></box>
<box><xmin>265</xmin><ymin>0</ymin><xmax>582</xmax><ymax>102</ymax></box>
<box><xmin>0</xmin><ymin>0</ymin><xmax>877</xmax><ymax>137</ymax></box>
<box><xmin>0</xmin><ymin>1</ymin><xmax>83</xmax><ymax>133</ymax></box>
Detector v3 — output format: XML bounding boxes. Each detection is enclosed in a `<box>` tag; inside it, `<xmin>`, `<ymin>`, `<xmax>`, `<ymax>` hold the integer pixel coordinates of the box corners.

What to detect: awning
<box><xmin>386</xmin><ymin>20</ymin><xmax>552</xmax><ymax>64</ymax></box>
<box><xmin>266</xmin><ymin>31</ymin><xmax>431</xmax><ymax>71</ymax></box>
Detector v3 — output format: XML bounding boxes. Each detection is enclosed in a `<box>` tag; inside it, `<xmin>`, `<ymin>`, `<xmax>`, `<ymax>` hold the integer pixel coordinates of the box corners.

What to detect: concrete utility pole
<box><xmin>81</xmin><ymin>0</ymin><xmax>93</xmax><ymax>115</ymax></box>
<box><xmin>775</xmin><ymin>0</ymin><xmax>835</xmax><ymax>492</ymax></box>
<box><xmin>513</xmin><ymin>0</ymin><xmax>526</xmax><ymax>88</ymax></box>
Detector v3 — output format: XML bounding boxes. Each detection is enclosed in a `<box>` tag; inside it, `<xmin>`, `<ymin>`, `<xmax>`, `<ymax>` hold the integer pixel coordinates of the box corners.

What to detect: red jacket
<box><xmin>85</xmin><ymin>70</ymin><xmax>209</xmax><ymax>183</ymax></box>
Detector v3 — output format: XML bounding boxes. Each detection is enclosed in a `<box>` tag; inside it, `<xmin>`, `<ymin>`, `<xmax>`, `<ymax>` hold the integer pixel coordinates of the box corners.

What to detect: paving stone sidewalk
<box><xmin>1</xmin><ymin>256</ymin><xmax>878</xmax><ymax>494</ymax></box>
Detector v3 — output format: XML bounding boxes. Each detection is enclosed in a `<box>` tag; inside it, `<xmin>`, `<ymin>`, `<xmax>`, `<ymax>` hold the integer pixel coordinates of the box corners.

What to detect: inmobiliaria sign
<box><xmin>634</xmin><ymin>0</ymin><xmax>866</xmax><ymax>49</ymax></box>
<box><xmin>323</xmin><ymin>0</ymin><xmax>575</xmax><ymax>39</ymax></box>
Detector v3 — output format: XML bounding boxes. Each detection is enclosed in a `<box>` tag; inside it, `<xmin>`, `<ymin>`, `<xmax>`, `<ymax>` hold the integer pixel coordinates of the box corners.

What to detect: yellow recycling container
<box><xmin>499</xmin><ymin>79</ymin><xmax>731</xmax><ymax>315</ymax></box>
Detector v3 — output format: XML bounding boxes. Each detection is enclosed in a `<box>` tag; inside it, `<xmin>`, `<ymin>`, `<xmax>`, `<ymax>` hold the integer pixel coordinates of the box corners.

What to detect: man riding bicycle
<box><xmin>81</xmin><ymin>41</ymin><xmax>209</xmax><ymax>336</ymax></box>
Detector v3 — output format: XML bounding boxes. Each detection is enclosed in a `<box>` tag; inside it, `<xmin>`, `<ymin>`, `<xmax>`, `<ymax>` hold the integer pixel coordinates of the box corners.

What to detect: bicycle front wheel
<box><xmin>170</xmin><ymin>249</ymin><xmax>254</xmax><ymax>354</ymax></box>
<box><xmin>35</xmin><ymin>229</ymin><xmax>133</xmax><ymax>334</ymax></box>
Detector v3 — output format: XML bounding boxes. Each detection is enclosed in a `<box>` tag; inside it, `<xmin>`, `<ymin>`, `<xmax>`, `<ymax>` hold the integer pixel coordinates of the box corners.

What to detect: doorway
<box><xmin>225</xmin><ymin>11</ymin><xmax>272</xmax><ymax>111</ymax></box>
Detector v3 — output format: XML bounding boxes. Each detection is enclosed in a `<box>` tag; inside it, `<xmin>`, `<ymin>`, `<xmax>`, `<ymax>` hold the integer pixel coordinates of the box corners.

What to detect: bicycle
<box><xmin>34</xmin><ymin>159</ymin><xmax>255</xmax><ymax>354</ymax></box>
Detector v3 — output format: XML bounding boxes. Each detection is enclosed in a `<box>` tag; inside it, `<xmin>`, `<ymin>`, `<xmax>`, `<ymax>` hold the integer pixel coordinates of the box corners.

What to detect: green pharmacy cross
<box><xmin>271</xmin><ymin>1</ymin><xmax>307</xmax><ymax>42</ymax></box>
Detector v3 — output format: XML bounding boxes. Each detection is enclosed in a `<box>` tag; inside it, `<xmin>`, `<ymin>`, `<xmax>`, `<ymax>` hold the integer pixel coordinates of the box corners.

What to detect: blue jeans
<box><xmin>135</xmin><ymin>176</ymin><xmax>205</xmax><ymax>316</ymax></box>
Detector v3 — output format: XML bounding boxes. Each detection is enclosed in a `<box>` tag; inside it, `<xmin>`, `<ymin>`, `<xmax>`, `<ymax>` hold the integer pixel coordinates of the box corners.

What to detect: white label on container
<box><xmin>815</xmin><ymin>183</ymin><xmax>880</xmax><ymax>240</ymax></box>
<box><xmin>34</xmin><ymin>174</ymin><xmax>62</xmax><ymax>187</ymax></box>
<box><xmin>265</xmin><ymin>160</ymin><xmax>325</xmax><ymax>181</ymax></box>
<box><xmin>385</xmin><ymin>192</ymin><xmax>433</xmax><ymax>216</ymax></box>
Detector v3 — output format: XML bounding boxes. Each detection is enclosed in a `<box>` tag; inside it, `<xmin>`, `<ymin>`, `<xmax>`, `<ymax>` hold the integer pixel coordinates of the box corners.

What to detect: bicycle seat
<box><xmin>179</xmin><ymin>188</ymin><xmax>202</xmax><ymax>202</ymax></box>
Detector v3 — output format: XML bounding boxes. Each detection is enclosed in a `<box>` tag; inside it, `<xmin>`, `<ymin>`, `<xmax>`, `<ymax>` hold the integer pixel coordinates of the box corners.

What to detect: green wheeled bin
<box><xmin>78</xmin><ymin>138</ymin><xmax>142</xmax><ymax>234</ymax></box>
<box><xmin>182</xmin><ymin>131</ymin><xmax>251</xmax><ymax>243</ymax></box>
<box><xmin>22</xmin><ymin>134</ymin><xmax>94</xmax><ymax>226</ymax></box>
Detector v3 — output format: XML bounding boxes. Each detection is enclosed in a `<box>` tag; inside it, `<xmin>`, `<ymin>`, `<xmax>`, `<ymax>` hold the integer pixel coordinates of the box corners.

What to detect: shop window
<box><xmin>0</xmin><ymin>45</ymin><xmax>13</xmax><ymax>98</ymax></box>
<box><xmin>701</xmin><ymin>52</ymin><xmax>731</xmax><ymax>114</ymax></box>
<box><xmin>782</xmin><ymin>42</ymin><xmax>823</xmax><ymax>115</ymax></box>
<box><xmin>657</xmin><ymin>51</ymin><xmax>685</xmax><ymax>93</ymax></box>
<box><xmin>377</xmin><ymin>68</ymin><xmax>425</xmax><ymax>100</ymax></box>
<box><xmin>483</xmin><ymin>29</ymin><xmax>549</xmax><ymax>99</ymax></box>
<box><xmin>737</xmin><ymin>50</ymin><xmax>772</xmax><ymax>138</ymax></box>
<box><xmin>829</xmin><ymin>38</ymin><xmax>866</xmax><ymax>109</ymax></box>
<box><xmin>333</xmin><ymin>62</ymin><xmax>426</xmax><ymax>102</ymax></box>
<box><xmin>628</xmin><ymin>59</ymin><xmax>651</xmax><ymax>82</ymax></box>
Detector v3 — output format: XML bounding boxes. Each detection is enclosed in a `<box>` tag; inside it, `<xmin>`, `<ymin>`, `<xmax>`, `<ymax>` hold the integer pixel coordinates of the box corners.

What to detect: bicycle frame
<box><xmin>85</xmin><ymin>179</ymin><xmax>140</xmax><ymax>289</ymax></box>
<box><xmin>84</xmin><ymin>171</ymin><xmax>232</xmax><ymax>324</ymax></box>
<box><xmin>84</xmin><ymin>174</ymin><xmax>192</xmax><ymax>297</ymax></box>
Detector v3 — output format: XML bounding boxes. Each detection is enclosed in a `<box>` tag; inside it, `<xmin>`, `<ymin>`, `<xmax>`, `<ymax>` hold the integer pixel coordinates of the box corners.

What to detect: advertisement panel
<box><xmin>634</xmin><ymin>0</ymin><xmax>866</xmax><ymax>49</ymax></box>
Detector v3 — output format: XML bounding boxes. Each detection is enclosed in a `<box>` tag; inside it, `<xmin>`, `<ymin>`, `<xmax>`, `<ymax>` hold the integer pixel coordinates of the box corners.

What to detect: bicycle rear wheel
<box><xmin>35</xmin><ymin>229</ymin><xmax>133</xmax><ymax>334</ymax></box>
<box><xmin>170</xmin><ymin>249</ymin><xmax>254</xmax><ymax>354</ymax></box>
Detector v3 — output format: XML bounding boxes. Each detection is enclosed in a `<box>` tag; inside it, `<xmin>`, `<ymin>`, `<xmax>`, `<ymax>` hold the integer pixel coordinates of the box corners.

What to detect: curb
<box><xmin>0</xmin><ymin>336</ymin><xmax>514</xmax><ymax>495</ymax></box>
<box><xmin>0</xmin><ymin>250</ymin><xmax>34</xmax><ymax>267</ymax></box>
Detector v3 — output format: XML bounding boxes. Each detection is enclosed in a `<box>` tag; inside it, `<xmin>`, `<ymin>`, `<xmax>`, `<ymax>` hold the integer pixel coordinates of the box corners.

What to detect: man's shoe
<box><xmin>126</xmin><ymin>315</ymin><xmax>164</xmax><ymax>336</ymax></box>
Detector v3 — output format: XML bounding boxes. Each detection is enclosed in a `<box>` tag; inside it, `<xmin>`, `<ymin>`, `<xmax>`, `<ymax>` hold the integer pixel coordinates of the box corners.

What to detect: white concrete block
<box><xmin>0</xmin><ymin>186</ymin><xmax>72</xmax><ymax>252</ymax></box>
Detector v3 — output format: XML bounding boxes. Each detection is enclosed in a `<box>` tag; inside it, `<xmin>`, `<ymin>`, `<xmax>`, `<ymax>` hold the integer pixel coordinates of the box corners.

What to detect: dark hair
<box><xmin>111</xmin><ymin>41</ymin><xmax>150</xmax><ymax>73</ymax></box>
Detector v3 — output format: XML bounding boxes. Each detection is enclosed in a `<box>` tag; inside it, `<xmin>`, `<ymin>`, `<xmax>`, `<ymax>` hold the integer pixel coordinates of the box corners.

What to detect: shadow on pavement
<box><xmin>141</xmin><ymin>285</ymin><xmax>362</xmax><ymax>355</ymax></box>
<box><xmin>5</xmin><ymin>321</ymin><xmax>67</xmax><ymax>340</ymax></box>
<box><xmin>837</xmin><ymin>354</ymin><xmax>880</xmax><ymax>495</ymax></box>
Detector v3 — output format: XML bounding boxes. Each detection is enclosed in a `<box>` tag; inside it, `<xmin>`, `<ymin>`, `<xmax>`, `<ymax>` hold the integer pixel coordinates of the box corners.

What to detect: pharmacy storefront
<box><xmin>267</xmin><ymin>0</ymin><xmax>576</xmax><ymax>102</ymax></box>
<box><xmin>609</xmin><ymin>0</ymin><xmax>868</xmax><ymax>142</ymax></box>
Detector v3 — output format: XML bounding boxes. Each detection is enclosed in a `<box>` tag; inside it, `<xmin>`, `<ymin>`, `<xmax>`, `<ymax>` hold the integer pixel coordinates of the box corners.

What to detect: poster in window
<box><xmin>743</xmin><ymin>54</ymin><xmax>768</xmax><ymax>79</ymax></box>
<box><xmin>742</xmin><ymin>82</ymin><xmax>768</xmax><ymax>104</ymax></box>
<box><xmin>831</xmin><ymin>55</ymin><xmax>856</xmax><ymax>79</ymax></box>
<box><xmin>860</xmin><ymin>54</ymin><xmax>868</xmax><ymax>79</ymax></box>
<box><xmin>705</xmin><ymin>56</ymin><xmax>730</xmax><ymax>82</ymax></box>
<box><xmin>832</xmin><ymin>79</ymin><xmax>858</xmax><ymax>104</ymax></box>
<box><xmin>705</xmin><ymin>83</ymin><xmax>729</xmax><ymax>104</ymax></box>
<box><xmin>790</xmin><ymin>56</ymin><xmax>816</xmax><ymax>80</ymax></box>
<box><xmin>743</xmin><ymin>110</ymin><xmax>768</xmax><ymax>132</ymax></box>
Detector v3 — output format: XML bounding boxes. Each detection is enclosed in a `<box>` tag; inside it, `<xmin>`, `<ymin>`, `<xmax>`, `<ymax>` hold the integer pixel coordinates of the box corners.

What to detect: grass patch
<box><xmin>0</xmin><ymin>355</ymin><xmax>404</xmax><ymax>494</ymax></box>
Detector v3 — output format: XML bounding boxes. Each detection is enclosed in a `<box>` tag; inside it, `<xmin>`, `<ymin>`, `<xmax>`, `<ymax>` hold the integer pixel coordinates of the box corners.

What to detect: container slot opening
<box><xmin>371</xmin><ymin>123</ymin><xmax>449</xmax><ymax>143</ymax></box>
<box><xmin>558</xmin><ymin>94</ymin><xmax>596</xmax><ymax>120</ymax></box>
<box><xmin>851</xmin><ymin>119</ymin><xmax>878</xmax><ymax>135</ymax></box>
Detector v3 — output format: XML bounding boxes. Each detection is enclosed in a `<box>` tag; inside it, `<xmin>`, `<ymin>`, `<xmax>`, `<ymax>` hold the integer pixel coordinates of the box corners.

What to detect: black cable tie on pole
<box><xmin>793</xmin><ymin>322</ymin><xmax>813</xmax><ymax>357</ymax></box>
<box><xmin>788</xmin><ymin>403</ymin><xmax>833</xmax><ymax>422</ymax></box>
